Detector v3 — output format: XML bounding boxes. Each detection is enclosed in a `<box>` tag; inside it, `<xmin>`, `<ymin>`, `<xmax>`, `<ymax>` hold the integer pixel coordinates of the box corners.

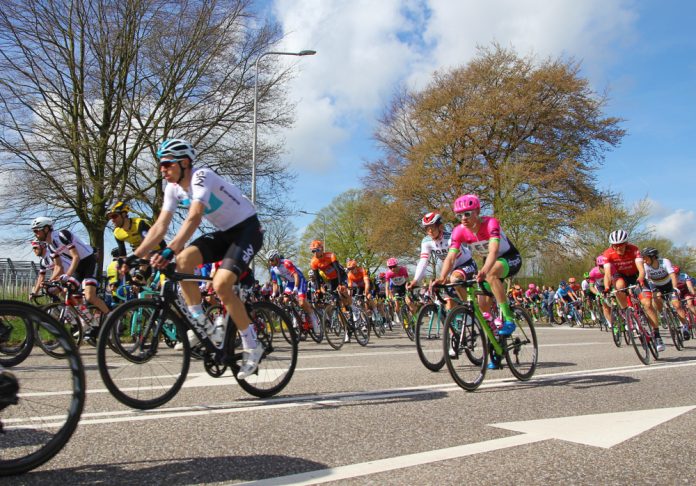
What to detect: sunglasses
<box><xmin>460</xmin><ymin>211</ymin><xmax>474</xmax><ymax>218</ymax></box>
<box><xmin>32</xmin><ymin>228</ymin><xmax>45</xmax><ymax>234</ymax></box>
<box><xmin>387</xmin><ymin>265</ymin><xmax>396</xmax><ymax>269</ymax></box>
<box><xmin>108</xmin><ymin>213</ymin><xmax>122</xmax><ymax>220</ymax></box>
<box><xmin>311</xmin><ymin>249</ymin><xmax>323</xmax><ymax>253</ymax></box>
<box><xmin>611</xmin><ymin>243</ymin><xmax>626</xmax><ymax>249</ymax></box>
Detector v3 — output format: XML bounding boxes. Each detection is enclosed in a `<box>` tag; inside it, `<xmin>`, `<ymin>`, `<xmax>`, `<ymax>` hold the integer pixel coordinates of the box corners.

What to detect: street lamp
<box><xmin>251</xmin><ymin>49</ymin><xmax>317</xmax><ymax>206</ymax></box>
<box><xmin>299</xmin><ymin>210</ymin><xmax>326</xmax><ymax>246</ymax></box>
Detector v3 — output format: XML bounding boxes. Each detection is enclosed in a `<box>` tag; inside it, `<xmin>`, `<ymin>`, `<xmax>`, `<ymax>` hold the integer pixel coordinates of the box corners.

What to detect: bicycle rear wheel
<box><xmin>371</xmin><ymin>309</ymin><xmax>386</xmax><ymax>338</ymax></box>
<box><xmin>97</xmin><ymin>299</ymin><xmax>190</xmax><ymax>409</ymax></box>
<box><xmin>34</xmin><ymin>303</ymin><xmax>84</xmax><ymax>359</ymax></box>
<box><xmin>611</xmin><ymin>310</ymin><xmax>624</xmax><ymax>348</ymax></box>
<box><xmin>443</xmin><ymin>306</ymin><xmax>487</xmax><ymax>391</ymax></box>
<box><xmin>351</xmin><ymin>308</ymin><xmax>370</xmax><ymax>346</ymax></box>
<box><xmin>626</xmin><ymin>309</ymin><xmax>650</xmax><ymax>365</ymax></box>
<box><xmin>505</xmin><ymin>306</ymin><xmax>538</xmax><ymax>381</ymax></box>
<box><xmin>322</xmin><ymin>305</ymin><xmax>345</xmax><ymax>350</ymax></box>
<box><xmin>232</xmin><ymin>301</ymin><xmax>297</xmax><ymax>398</ymax></box>
<box><xmin>400</xmin><ymin>306</ymin><xmax>415</xmax><ymax>341</ymax></box>
<box><xmin>0</xmin><ymin>301</ymin><xmax>85</xmax><ymax>476</ymax></box>
<box><xmin>415</xmin><ymin>303</ymin><xmax>445</xmax><ymax>372</ymax></box>
<box><xmin>664</xmin><ymin>308</ymin><xmax>684</xmax><ymax>351</ymax></box>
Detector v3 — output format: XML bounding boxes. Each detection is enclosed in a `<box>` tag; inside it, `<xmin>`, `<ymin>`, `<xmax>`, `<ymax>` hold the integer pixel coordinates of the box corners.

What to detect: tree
<box><xmin>0</xmin><ymin>0</ymin><xmax>296</xmax><ymax>266</ymax></box>
<box><xmin>365</xmin><ymin>43</ymin><xmax>625</xmax><ymax>259</ymax></box>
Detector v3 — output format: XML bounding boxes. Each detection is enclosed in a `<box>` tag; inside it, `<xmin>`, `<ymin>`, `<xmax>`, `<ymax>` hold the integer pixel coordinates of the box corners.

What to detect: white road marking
<box><xmin>243</xmin><ymin>406</ymin><xmax>695</xmax><ymax>485</ymax></box>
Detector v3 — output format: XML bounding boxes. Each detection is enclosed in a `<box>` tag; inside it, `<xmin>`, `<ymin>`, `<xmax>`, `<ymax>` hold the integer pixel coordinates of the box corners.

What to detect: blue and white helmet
<box><xmin>157</xmin><ymin>138</ymin><xmax>196</xmax><ymax>163</ymax></box>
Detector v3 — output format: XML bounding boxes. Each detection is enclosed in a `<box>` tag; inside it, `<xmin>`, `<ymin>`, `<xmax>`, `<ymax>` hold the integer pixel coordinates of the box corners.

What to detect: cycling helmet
<box><xmin>107</xmin><ymin>201</ymin><xmax>130</xmax><ymax>216</ymax></box>
<box><xmin>583</xmin><ymin>272</ymin><xmax>590</xmax><ymax>279</ymax></box>
<box><xmin>596</xmin><ymin>255</ymin><xmax>607</xmax><ymax>266</ymax></box>
<box><xmin>308</xmin><ymin>269</ymin><xmax>315</xmax><ymax>278</ymax></box>
<box><xmin>157</xmin><ymin>138</ymin><xmax>196</xmax><ymax>163</ymax></box>
<box><xmin>609</xmin><ymin>229</ymin><xmax>628</xmax><ymax>245</ymax></box>
<box><xmin>310</xmin><ymin>240</ymin><xmax>324</xmax><ymax>251</ymax></box>
<box><xmin>30</xmin><ymin>240</ymin><xmax>47</xmax><ymax>250</ymax></box>
<box><xmin>266</xmin><ymin>249</ymin><xmax>281</xmax><ymax>261</ymax></box>
<box><xmin>346</xmin><ymin>259</ymin><xmax>357</xmax><ymax>270</ymax></box>
<box><xmin>30</xmin><ymin>217</ymin><xmax>53</xmax><ymax>230</ymax></box>
<box><xmin>379</xmin><ymin>272</ymin><xmax>386</xmax><ymax>279</ymax></box>
<box><xmin>453</xmin><ymin>194</ymin><xmax>480</xmax><ymax>213</ymax></box>
<box><xmin>560</xmin><ymin>280</ymin><xmax>567</xmax><ymax>287</ymax></box>
<box><xmin>568</xmin><ymin>277</ymin><xmax>576</xmax><ymax>283</ymax></box>
<box><xmin>421</xmin><ymin>212</ymin><xmax>442</xmax><ymax>227</ymax></box>
<box><xmin>386</xmin><ymin>258</ymin><xmax>398</xmax><ymax>267</ymax></box>
<box><xmin>673</xmin><ymin>265</ymin><xmax>681</xmax><ymax>274</ymax></box>
<box><xmin>641</xmin><ymin>247</ymin><xmax>658</xmax><ymax>258</ymax></box>
<box><xmin>528</xmin><ymin>283</ymin><xmax>536</xmax><ymax>290</ymax></box>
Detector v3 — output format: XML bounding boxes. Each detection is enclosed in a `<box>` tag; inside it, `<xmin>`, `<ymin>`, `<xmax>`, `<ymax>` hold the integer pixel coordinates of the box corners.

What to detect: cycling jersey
<box><xmin>38</xmin><ymin>251</ymin><xmax>71</xmax><ymax>275</ymax></box>
<box><xmin>347</xmin><ymin>267</ymin><xmax>369</xmax><ymax>288</ymax></box>
<box><xmin>643</xmin><ymin>258</ymin><xmax>674</xmax><ymax>286</ymax></box>
<box><xmin>162</xmin><ymin>168</ymin><xmax>256</xmax><ymax>231</ymax></box>
<box><xmin>581</xmin><ymin>280</ymin><xmax>589</xmax><ymax>292</ymax></box>
<box><xmin>310</xmin><ymin>252</ymin><xmax>346</xmax><ymax>284</ymax></box>
<box><xmin>449</xmin><ymin>216</ymin><xmax>513</xmax><ymax>258</ymax></box>
<box><xmin>386</xmin><ymin>266</ymin><xmax>409</xmax><ymax>287</ymax></box>
<box><xmin>113</xmin><ymin>217</ymin><xmax>165</xmax><ymax>255</ymax></box>
<box><xmin>555</xmin><ymin>286</ymin><xmax>574</xmax><ymax>299</ymax></box>
<box><xmin>525</xmin><ymin>289</ymin><xmax>539</xmax><ymax>300</ymax></box>
<box><xmin>602</xmin><ymin>244</ymin><xmax>642</xmax><ymax>277</ymax></box>
<box><xmin>47</xmin><ymin>229</ymin><xmax>93</xmax><ymax>261</ymax></box>
<box><xmin>270</xmin><ymin>259</ymin><xmax>307</xmax><ymax>298</ymax></box>
<box><xmin>413</xmin><ymin>227</ymin><xmax>473</xmax><ymax>283</ymax></box>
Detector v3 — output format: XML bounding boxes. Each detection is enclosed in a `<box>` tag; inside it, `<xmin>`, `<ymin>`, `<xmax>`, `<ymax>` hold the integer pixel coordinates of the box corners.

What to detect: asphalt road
<box><xmin>6</xmin><ymin>322</ymin><xmax>696</xmax><ymax>485</ymax></box>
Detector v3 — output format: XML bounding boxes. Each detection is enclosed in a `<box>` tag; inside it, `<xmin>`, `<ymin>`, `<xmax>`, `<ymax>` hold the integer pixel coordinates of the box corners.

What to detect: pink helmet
<box><xmin>386</xmin><ymin>258</ymin><xmax>398</xmax><ymax>267</ymax></box>
<box><xmin>421</xmin><ymin>212</ymin><xmax>442</xmax><ymax>227</ymax></box>
<box><xmin>528</xmin><ymin>283</ymin><xmax>536</xmax><ymax>290</ymax></box>
<box><xmin>453</xmin><ymin>194</ymin><xmax>480</xmax><ymax>213</ymax></box>
<box><xmin>596</xmin><ymin>255</ymin><xmax>607</xmax><ymax>266</ymax></box>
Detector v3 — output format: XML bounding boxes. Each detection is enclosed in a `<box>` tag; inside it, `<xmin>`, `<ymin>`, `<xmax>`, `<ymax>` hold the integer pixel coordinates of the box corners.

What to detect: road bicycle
<box><xmin>438</xmin><ymin>281</ymin><xmax>538</xmax><ymax>391</ymax></box>
<box><xmin>352</xmin><ymin>293</ymin><xmax>386</xmax><ymax>338</ymax></box>
<box><xmin>390</xmin><ymin>293</ymin><xmax>417</xmax><ymax>341</ymax></box>
<box><xmin>612</xmin><ymin>285</ymin><xmax>659</xmax><ymax>365</ymax></box>
<box><xmin>414</xmin><ymin>285</ymin><xmax>464</xmax><ymax>372</ymax></box>
<box><xmin>321</xmin><ymin>290</ymin><xmax>370</xmax><ymax>350</ymax></box>
<box><xmin>277</xmin><ymin>293</ymin><xmax>323</xmax><ymax>344</ymax></box>
<box><xmin>654</xmin><ymin>290</ymin><xmax>684</xmax><ymax>351</ymax></box>
<box><xmin>0</xmin><ymin>300</ymin><xmax>85</xmax><ymax>476</ymax></box>
<box><xmin>96</xmin><ymin>263</ymin><xmax>298</xmax><ymax>409</ymax></box>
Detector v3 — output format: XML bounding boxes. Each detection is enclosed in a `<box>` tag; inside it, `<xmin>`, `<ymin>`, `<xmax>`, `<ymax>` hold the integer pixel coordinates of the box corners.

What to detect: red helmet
<box><xmin>453</xmin><ymin>194</ymin><xmax>480</xmax><ymax>213</ymax></box>
<box><xmin>596</xmin><ymin>255</ymin><xmax>607</xmax><ymax>266</ymax></box>
<box><xmin>673</xmin><ymin>265</ymin><xmax>681</xmax><ymax>273</ymax></box>
<box><xmin>386</xmin><ymin>258</ymin><xmax>398</xmax><ymax>267</ymax></box>
<box><xmin>378</xmin><ymin>272</ymin><xmax>386</xmax><ymax>279</ymax></box>
<box><xmin>421</xmin><ymin>212</ymin><xmax>442</xmax><ymax>227</ymax></box>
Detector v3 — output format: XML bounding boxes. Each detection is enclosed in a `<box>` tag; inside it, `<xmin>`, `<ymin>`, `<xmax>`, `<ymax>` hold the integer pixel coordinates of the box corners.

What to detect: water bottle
<box><xmin>211</xmin><ymin>314</ymin><xmax>227</xmax><ymax>344</ymax></box>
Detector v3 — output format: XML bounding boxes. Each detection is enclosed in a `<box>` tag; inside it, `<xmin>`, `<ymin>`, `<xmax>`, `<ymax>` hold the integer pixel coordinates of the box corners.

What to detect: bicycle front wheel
<box><xmin>505</xmin><ymin>306</ymin><xmax>538</xmax><ymax>381</ymax></box>
<box><xmin>352</xmin><ymin>308</ymin><xmax>370</xmax><ymax>347</ymax></box>
<box><xmin>400</xmin><ymin>306</ymin><xmax>415</xmax><ymax>341</ymax></box>
<box><xmin>35</xmin><ymin>303</ymin><xmax>83</xmax><ymax>359</ymax></box>
<box><xmin>664</xmin><ymin>308</ymin><xmax>684</xmax><ymax>351</ymax></box>
<box><xmin>415</xmin><ymin>303</ymin><xmax>445</xmax><ymax>372</ymax></box>
<box><xmin>0</xmin><ymin>302</ymin><xmax>34</xmax><ymax>368</ymax></box>
<box><xmin>626</xmin><ymin>309</ymin><xmax>650</xmax><ymax>365</ymax></box>
<box><xmin>0</xmin><ymin>301</ymin><xmax>85</xmax><ymax>476</ymax></box>
<box><xmin>322</xmin><ymin>305</ymin><xmax>345</xmax><ymax>350</ymax></box>
<box><xmin>232</xmin><ymin>301</ymin><xmax>298</xmax><ymax>398</ymax></box>
<box><xmin>443</xmin><ymin>306</ymin><xmax>487</xmax><ymax>391</ymax></box>
<box><xmin>97</xmin><ymin>299</ymin><xmax>190</xmax><ymax>409</ymax></box>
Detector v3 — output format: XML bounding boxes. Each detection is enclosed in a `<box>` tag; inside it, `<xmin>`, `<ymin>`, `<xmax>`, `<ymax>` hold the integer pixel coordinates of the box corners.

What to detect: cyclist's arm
<box><xmin>116</xmin><ymin>238</ymin><xmax>127</xmax><ymax>257</ymax></box>
<box><xmin>436</xmin><ymin>250</ymin><xmax>457</xmax><ymax>284</ymax></box>
<box><xmin>134</xmin><ymin>210</ymin><xmax>173</xmax><ymax>258</ymax></box>
<box><xmin>32</xmin><ymin>272</ymin><xmax>45</xmax><ymax>294</ymax></box>
<box><xmin>63</xmin><ymin>246</ymin><xmax>80</xmax><ymax>277</ymax></box>
<box><xmin>636</xmin><ymin>257</ymin><xmax>646</xmax><ymax>283</ymax></box>
<box><xmin>687</xmin><ymin>278</ymin><xmax>695</xmax><ymax>295</ymax></box>
<box><xmin>603</xmin><ymin>263</ymin><xmax>611</xmax><ymax>290</ymax></box>
<box><xmin>166</xmin><ymin>201</ymin><xmax>205</xmax><ymax>254</ymax></box>
<box><xmin>363</xmin><ymin>275</ymin><xmax>371</xmax><ymax>294</ymax></box>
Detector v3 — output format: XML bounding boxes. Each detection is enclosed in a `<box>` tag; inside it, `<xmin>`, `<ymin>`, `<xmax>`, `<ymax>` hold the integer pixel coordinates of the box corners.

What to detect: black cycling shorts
<box><xmin>190</xmin><ymin>215</ymin><xmax>263</xmax><ymax>277</ymax></box>
<box><xmin>72</xmin><ymin>254</ymin><xmax>98</xmax><ymax>287</ymax></box>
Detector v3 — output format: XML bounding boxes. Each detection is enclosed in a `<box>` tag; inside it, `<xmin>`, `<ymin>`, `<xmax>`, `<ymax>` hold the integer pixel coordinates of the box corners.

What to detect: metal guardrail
<box><xmin>0</xmin><ymin>258</ymin><xmax>39</xmax><ymax>300</ymax></box>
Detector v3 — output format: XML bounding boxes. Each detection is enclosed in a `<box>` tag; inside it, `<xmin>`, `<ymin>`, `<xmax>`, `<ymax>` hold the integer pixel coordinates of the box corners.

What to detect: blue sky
<box><xmin>267</xmin><ymin>0</ymin><xmax>696</xmax><ymax>246</ymax></box>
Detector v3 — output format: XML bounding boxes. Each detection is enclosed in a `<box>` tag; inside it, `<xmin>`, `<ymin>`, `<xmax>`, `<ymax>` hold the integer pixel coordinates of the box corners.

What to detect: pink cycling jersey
<box><xmin>449</xmin><ymin>216</ymin><xmax>512</xmax><ymax>258</ymax></box>
<box><xmin>386</xmin><ymin>266</ymin><xmax>409</xmax><ymax>286</ymax></box>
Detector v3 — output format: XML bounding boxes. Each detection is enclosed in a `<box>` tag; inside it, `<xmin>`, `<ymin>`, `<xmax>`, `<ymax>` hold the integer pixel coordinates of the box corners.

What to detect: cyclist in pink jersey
<box><xmin>385</xmin><ymin>258</ymin><xmax>413</xmax><ymax>314</ymax></box>
<box><xmin>436</xmin><ymin>194</ymin><xmax>522</xmax><ymax>338</ymax></box>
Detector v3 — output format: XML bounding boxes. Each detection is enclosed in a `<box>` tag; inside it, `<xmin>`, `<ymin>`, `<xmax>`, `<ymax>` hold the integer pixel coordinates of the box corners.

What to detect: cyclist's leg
<box><xmin>176</xmin><ymin>246</ymin><xmax>204</xmax><ymax>306</ymax></box>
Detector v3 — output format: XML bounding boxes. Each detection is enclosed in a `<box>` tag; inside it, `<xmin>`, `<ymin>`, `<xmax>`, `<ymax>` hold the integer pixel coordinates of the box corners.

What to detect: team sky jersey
<box><xmin>413</xmin><ymin>227</ymin><xmax>473</xmax><ymax>283</ymax></box>
<box><xmin>386</xmin><ymin>266</ymin><xmax>409</xmax><ymax>287</ymax></box>
<box><xmin>676</xmin><ymin>272</ymin><xmax>693</xmax><ymax>294</ymax></box>
<box><xmin>602</xmin><ymin>244</ymin><xmax>642</xmax><ymax>276</ymax></box>
<box><xmin>643</xmin><ymin>258</ymin><xmax>674</xmax><ymax>286</ymax></box>
<box><xmin>269</xmin><ymin>259</ymin><xmax>305</xmax><ymax>284</ymax></box>
<box><xmin>310</xmin><ymin>252</ymin><xmax>340</xmax><ymax>281</ymax></box>
<box><xmin>449</xmin><ymin>216</ymin><xmax>512</xmax><ymax>258</ymax></box>
<box><xmin>347</xmin><ymin>267</ymin><xmax>369</xmax><ymax>288</ymax></box>
<box><xmin>48</xmin><ymin>229</ymin><xmax>93</xmax><ymax>262</ymax></box>
<box><xmin>162</xmin><ymin>168</ymin><xmax>256</xmax><ymax>231</ymax></box>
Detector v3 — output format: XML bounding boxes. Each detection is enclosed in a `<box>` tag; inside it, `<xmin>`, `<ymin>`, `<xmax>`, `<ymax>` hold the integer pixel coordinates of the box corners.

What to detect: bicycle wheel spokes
<box><xmin>415</xmin><ymin>303</ymin><xmax>445</xmax><ymax>372</ymax></box>
<box><xmin>0</xmin><ymin>312</ymin><xmax>33</xmax><ymax>368</ymax></box>
<box><xmin>97</xmin><ymin>299</ymin><xmax>190</xmax><ymax>409</ymax></box>
<box><xmin>233</xmin><ymin>302</ymin><xmax>297</xmax><ymax>398</ymax></box>
<box><xmin>322</xmin><ymin>306</ymin><xmax>345</xmax><ymax>350</ymax></box>
<box><xmin>352</xmin><ymin>309</ymin><xmax>370</xmax><ymax>347</ymax></box>
<box><xmin>505</xmin><ymin>307</ymin><xmax>538</xmax><ymax>381</ymax></box>
<box><xmin>0</xmin><ymin>302</ymin><xmax>85</xmax><ymax>476</ymax></box>
<box><xmin>626</xmin><ymin>309</ymin><xmax>650</xmax><ymax>365</ymax></box>
<box><xmin>443</xmin><ymin>306</ymin><xmax>486</xmax><ymax>391</ymax></box>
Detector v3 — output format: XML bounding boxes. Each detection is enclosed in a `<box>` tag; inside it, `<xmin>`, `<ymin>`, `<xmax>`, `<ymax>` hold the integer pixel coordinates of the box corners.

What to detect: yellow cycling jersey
<box><xmin>113</xmin><ymin>217</ymin><xmax>150</xmax><ymax>248</ymax></box>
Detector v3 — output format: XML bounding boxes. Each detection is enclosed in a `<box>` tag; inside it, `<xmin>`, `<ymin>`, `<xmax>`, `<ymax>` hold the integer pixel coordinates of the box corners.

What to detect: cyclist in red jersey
<box><xmin>602</xmin><ymin>229</ymin><xmax>663</xmax><ymax>351</ymax></box>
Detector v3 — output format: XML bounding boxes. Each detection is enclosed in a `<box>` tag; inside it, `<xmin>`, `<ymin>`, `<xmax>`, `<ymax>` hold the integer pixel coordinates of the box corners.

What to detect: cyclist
<box><xmin>641</xmin><ymin>247</ymin><xmax>689</xmax><ymax>338</ymax></box>
<box><xmin>29</xmin><ymin>239</ymin><xmax>69</xmax><ymax>302</ymax></box>
<box><xmin>673</xmin><ymin>265</ymin><xmax>696</xmax><ymax>323</ymax></box>
<box><xmin>439</xmin><ymin>194</ymin><xmax>522</xmax><ymax>338</ymax></box>
<box><xmin>133</xmin><ymin>138</ymin><xmax>264</xmax><ymax>379</ymax></box>
<box><xmin>31</xmin><ymin>217</ymin><xmax>110</xmax><ymax>339</ymax></box>
<box><xmin>346</xmin><ymin>259</ymin><xmax>372</xmax><ymax>310</ymax></box>
<box><xmin>107</xmin><ymin>201</ymin><xmax>166</xmax><ymax>256</ymax></box>
<box><xmin>568</xmin><ymin>277</ymin><xmax>581</xmax><ymax>295</ymax></box>
<box><xmin>555</xmin><ymin>280</ymin><xmax>580</xmax><ymax>324</ymax></box>
<box><xmin>601</xmin><ymin>230</ymin><xmax>663</xmax><ymax>352</ymax></box>
<box><xmin>411</xmin><ymin>212</ymin><xmax>477</xmax><ymax>309</ymax></box>
<box><xmin>309</xmin><ymin>240</ymin><xmax>352</xmax><ymax>340</ymax></box>
<box><xmin>386</xmin><ymin>258</ymin><xmax>417</xmax><ymax>321</ymax></box>
<box><xmin>587</xmin><ymin>256</ymin><xmax>614</xmax><ymax>327</ymax></box>
<box><xmin>267</xmin><ymin>249</ymin><xmax>320</xmax><ymax>334</ymax></box>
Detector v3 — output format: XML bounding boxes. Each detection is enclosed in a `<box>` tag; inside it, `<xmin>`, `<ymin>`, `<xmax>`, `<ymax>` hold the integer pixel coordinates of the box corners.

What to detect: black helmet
<box><xmin>641</xmin><ymin>247</ymin><xmax>658</xmax><ymax>258</ymax></box>
<box><xmin>111</xmin><ymin>248</ymin><xmax>121</xmax><ymax>258</ymax></box>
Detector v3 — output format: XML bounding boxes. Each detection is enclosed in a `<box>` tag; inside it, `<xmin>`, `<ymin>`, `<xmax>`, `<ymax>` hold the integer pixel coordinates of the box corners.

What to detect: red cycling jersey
<box><xmin>602</xmin><ymin>244</ymin><xmax>642</xmax><ymax>277</ymax></box>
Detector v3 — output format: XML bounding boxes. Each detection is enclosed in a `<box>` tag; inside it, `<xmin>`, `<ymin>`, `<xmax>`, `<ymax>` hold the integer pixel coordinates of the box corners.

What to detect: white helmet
<box><xmin>609</xmin><ymin>230</ymin><xmax>628</xmax><ymax>245</ymax></box>
<box><xmin>157</xmin><ymin>138</ymin><xmax>196</xmax><ymax>163</ymax></box>
<box><xmin>266</xmin><ymin>249</ymin><xmax>281</xmax><ymax>261</ymax></box>
<box><xmin>31</xmin><ymin>217</ymin><xmax>53</xmax><ymax>230</ymax></box>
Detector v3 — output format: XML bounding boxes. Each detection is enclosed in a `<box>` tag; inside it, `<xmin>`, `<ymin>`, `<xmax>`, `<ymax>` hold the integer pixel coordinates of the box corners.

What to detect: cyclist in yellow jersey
<box><xmin>107</xmin><ymin>201</ymin><xmax>167</xmax><ymax>256</ymax></box>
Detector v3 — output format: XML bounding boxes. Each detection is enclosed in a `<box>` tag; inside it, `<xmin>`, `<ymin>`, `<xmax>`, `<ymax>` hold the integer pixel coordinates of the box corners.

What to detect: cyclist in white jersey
<box><xmin>31</xmin><ymin>217</ymin><xmax>110</xmax><ymax>334</ymax></box>
<box><xmin>642</xmin><ymin>247</ymin><xmax>689</xmax><ymax>336</ymax></box>
<box><xmin>29</xmin><ymin>239</ymin><xmax>70</xmax><ymax>301</ymax></box>
<box><xmin>133</xmin><ymin>139</ymin><xmax>264</xmax><ymax>379</ymax></box>
<box><xmin>407</xmin><ymin>212</ymin><xmax>477</xmax><ymax>307</ymax></box>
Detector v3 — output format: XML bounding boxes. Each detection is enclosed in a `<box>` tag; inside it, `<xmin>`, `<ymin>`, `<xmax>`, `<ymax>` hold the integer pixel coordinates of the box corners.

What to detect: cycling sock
<box><xmin>240</xmin><ymin>324</ymin><xmax>257</xmax><ymax>349</ymax></box>
<box><xmin>500</xmin><ymin>302</ymin><xmax>514</xmax><ymax>321</ymax></box>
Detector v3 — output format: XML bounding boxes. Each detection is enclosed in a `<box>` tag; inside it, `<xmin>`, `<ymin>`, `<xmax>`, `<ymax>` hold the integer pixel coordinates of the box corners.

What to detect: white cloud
<box><xmin>649</xmin><ymin>209</ymin><xmax>696</xmax><ymax>246</ymax></box>
<box><xmin>269</xmin><ymin>0</ymin><xmax>639</xmax><ymax>172</ymax></box>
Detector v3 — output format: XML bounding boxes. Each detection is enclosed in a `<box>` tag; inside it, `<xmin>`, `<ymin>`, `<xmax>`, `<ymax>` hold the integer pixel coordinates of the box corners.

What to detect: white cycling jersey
<box><xmin>48</xmin><ymin>229</ymin><xmax>93</xmax><ymax>261</ymax></box>
<box><xmin>162</xmin><ymin>168</ymin><xmax>256</xmax><ymax>231</ymax></box>
<box><xmin>39</xmin><ymin>252</ymin><xmax>71</xmax><ymax>275</ymax></box>
<box><xmin>413</xmin><ymin>227</ymin><xmax>473</xmax><ymax>284</ymax></box>
<box><xmin>644</xmin><ymin>257</ymin><xmax>674</xmax><ymax>287</ymax></box>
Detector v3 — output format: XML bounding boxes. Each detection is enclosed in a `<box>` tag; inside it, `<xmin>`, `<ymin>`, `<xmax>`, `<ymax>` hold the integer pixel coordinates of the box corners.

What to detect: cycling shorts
<box><xmin>391</xmin><ymin>284</ymin><xmax>406</xmax><ymax>297</ymax></box>
<box><xmin>72</xmin><ymin>254</ymin><xmax>98</xmax><ymax>288</ymax></box>
<box><xmin>451</xmin><ymin>258</ymin><xmax>478</xmax><ymax>282</ymax></box>
<box><xmin>497</xmin><ymin>248</ymin><xmax>522</xmax><ymax>279</ymax></box>
<box><xmin>284</xmin><ymin>278</ymin><xmax>308</xmax><ymax>299</ymax></box>
<box><xmin>613</xmin><ymin>273</ymin><xmax>652</xmax><ymax>298</ymax></box>
<box><xmin>190</xmin><ymin>215</ymin><xmax>263</xmax><ymax>277</ymax></box>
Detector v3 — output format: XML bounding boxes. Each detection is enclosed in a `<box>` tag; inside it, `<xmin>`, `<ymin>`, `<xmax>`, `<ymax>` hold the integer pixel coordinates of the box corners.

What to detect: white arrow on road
<box><xmin>245</xmin><ymin>405</ymin><xmax>695</xmax><ymax>485</ymax></box>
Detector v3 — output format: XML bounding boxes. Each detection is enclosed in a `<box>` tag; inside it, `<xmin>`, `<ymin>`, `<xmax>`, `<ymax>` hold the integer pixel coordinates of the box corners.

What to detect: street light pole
<box><xmin>299</xmin><ymin>210</ymin><xmax>326</xmax><ymax>247</ymax></box>
<box><xmin>251</xmin><ymin>49</ymin><xmax>317</xmax><ymax>206</ymax></box>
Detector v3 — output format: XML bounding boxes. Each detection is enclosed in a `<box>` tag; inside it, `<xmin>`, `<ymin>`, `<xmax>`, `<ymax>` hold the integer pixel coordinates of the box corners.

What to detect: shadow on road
<box><xmin>479</xmin><ymin>373</ymin><xmax>639</xmax><ymax>394</ymax></box>
<box><xmin>18</xmin><ymin>454</ymin><xmax>327</xmax><ymax>486</ymax></box>
<box><xmin>536</xmin><ymin>361</ymin><xmax>577</xmax><ymax>369</ymax></box>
